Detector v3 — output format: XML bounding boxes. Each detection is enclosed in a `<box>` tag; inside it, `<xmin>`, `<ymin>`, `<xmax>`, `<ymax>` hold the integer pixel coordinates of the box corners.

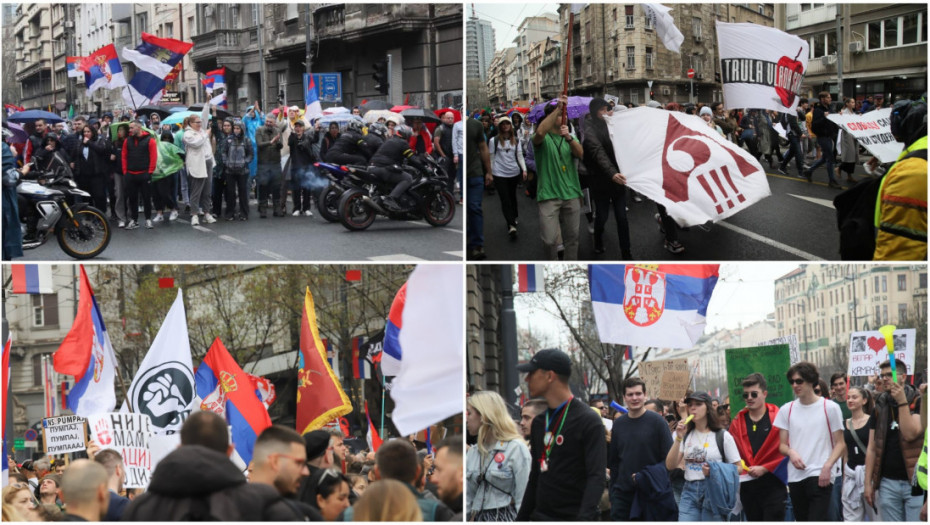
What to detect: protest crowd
<box><xmin>465</xmin><ymin>348</ymin><xmax>928</xmax><ymax>522</ymax></box>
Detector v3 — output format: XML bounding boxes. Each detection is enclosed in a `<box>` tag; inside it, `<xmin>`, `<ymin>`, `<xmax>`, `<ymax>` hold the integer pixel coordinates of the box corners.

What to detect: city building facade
<box><xmin>466</xmin><ymin>14</ymin><xmax>495</xmax><ymax>82</ymax></box>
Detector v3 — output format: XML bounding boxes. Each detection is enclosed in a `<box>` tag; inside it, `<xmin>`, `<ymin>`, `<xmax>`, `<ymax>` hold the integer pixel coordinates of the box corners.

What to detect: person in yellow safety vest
<box><xmin>873</xmin><ymin>97</ymin><xmax>927</xmax><ymax>260</ymax></box>
<box><xmin>918</xmin><ymin>427</ymin><xmax>927</xmax><ymax>521</ymax></box>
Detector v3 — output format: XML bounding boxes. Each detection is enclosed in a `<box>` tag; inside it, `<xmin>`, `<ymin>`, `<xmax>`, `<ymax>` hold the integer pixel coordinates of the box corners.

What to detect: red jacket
<box><xmin>728</xmin><ymin>403</ymin><xmax>785</xmax><ymax>474</ymax></box>
<box><xmin>408</xmin><ymin>128</ymin><xmax>433</xmax><ymax>155</ymax></box>
<box><xmin>121</xmin><ymin>131</ymin><xmax>158</xmax><ymax>175</ymax></box>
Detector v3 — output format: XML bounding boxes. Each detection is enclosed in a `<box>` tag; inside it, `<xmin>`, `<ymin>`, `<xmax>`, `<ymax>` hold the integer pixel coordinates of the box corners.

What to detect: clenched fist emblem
<box><xmin>143</xmin><ymin>372</ymin><xmax>187</xmax><ymax>423</ymax></box>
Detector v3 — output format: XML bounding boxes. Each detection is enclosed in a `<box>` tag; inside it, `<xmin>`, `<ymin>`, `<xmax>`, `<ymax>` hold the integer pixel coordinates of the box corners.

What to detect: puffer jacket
<box><xmin>868</xmin><ymin>385</ymin><xmax>923</xmax><ymax>490</ymax></box>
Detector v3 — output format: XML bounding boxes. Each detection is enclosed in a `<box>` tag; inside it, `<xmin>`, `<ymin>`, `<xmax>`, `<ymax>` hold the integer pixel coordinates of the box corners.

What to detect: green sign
<box><xmin>726</xmin><ymin>344</ymin><xmax>793</xmax><ymax>414</ymax></box>
<box><xmin>14</xmin><ymin>438</ymin><xmax>24</xmax><ymax>449</ymax></box>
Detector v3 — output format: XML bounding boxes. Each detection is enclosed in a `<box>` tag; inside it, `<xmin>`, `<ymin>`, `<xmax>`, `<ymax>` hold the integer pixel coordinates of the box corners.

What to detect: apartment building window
<box><xmin>163</xmin><ymin>22</ymin><xmax>174</xmax><ymax>38</ymax></box>
<box><xmin>33</xmin><ymin>354</ymin><xmax>45</xmax><ymax>387</ymax></box>
<box><xmin>646</xmin><ymin>12</ymin><xmax>654</xmax><ymax>30</ymax></box>
<box><xmin>868</xmin><ymin>13</ymin><xmax>926</xmax><ymax>50</ymax></box>
<box><xmin>882</xmin><ymin>275</ymin><xmax>887</xmax><ymax>292</ymax></box>
<box><xmin>898</xmin><ymin>304</ymin><xmax>908</xmax><ymax>324</ymax></box>
<box><xmin>612</xmin><ymin>8</ymin><xmax>617</xmax><ymax>22</ymax></box>
<box><xmin>136</xmin><ymin>12</ymin><xmax>148</xmax><ymax>34</ymax></box>
<box><xmin>897</xmin><ymin>274</ymin><xmax>907</xmax><ymax>291</ymax></box>
<box><xmin>874</xmin><ymin>276</ymin><xmax>879</xmax><ymax>293</ymax></box>
<box><xmin>882</xmin><ymin>305</ymin><xmax>888</xmax><ymax>324</ymax></box>
<box><xmin>625</xmin><ymin>6</ymin><xmax>635</xmax><ymax>28</ymax></box>
<box><xmin>920</xmin><ymin>273</ymin><xmax>927</xmax><ymax>288</ymax></box>
<box><xmin>645</xmin><ymin>47</ymin><xmax>654</xmax><ymax>68</ymax></box>
<box><xmin>252</xmin><ymin>4</ymin><xmax>260</xmax><ymax>25</ymax></box>
<box><xmin>585</xmin><ymin>21</ymin><xmax>591</xmax><ymax>41</ymax></box>
<box><xmin>631</xmin><ymin>91</ymin><xmax>639</xmax><ymax>104</ymax></box>
<box><xmin>875</xmin><ymin>306</ymin><xmax>881</xmax><ymax>324</ymax></box>
<box><xmin>32</xmin><ymin>294</ymin><xmax>58</xmax><ymax>327</ymax></box>
<box><xmin>692</xmin><ymin>17</ymin><xmax>702</xmax><ymax>39</ymax></box>
<box><xmin>626</xmin><ymin>46</ymin><xmax>635</xmax><ymax>69</ymax></box>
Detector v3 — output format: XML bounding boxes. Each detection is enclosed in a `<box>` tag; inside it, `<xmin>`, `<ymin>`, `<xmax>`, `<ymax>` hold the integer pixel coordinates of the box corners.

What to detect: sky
<box><xmin>471</xmin><ymin>3</ymin><xmax>560</xmax><ymax>51</ymax></box>
<box><xmin>515</xmin><ymin>263</ymin><xmax>800</xmax><ymax>349</ymax></box>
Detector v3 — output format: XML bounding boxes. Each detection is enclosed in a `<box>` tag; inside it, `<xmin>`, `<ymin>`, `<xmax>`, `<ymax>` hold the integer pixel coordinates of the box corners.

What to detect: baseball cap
<box><xmin>684</xmin><ymin>391</ymin><xmax>713</xmax><ymax>404</ymax></box>
<box><xmin>516</xmin><ymin>349</ymin><xmax>572</xmax><ymax>376</ymax></box>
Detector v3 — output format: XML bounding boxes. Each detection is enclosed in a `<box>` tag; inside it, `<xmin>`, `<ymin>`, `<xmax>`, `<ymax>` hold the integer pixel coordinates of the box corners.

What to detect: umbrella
<box><xmin>526</xmin><ymin>96</ymin><xmax>594</xmax><ymax>124</ymax></box>
<box><xmin>4</xmin><ymin>122</ymin><xmax>28</xmax><ymax>144</ymax></box>
<box><xmin>323</xmin><ymin>106</ymin><xmax>350</xmax><ymax>116</ymax></box>
<box><xmin>137</xmin><ymin>105</ymin><xmax>178</xmax><ymax>120</ymax></box>
<box><xmin>363</xmin><ymin>110</ymin><xmax>404</xmax><ymax>125</ymax></box>
<box><xmin>161</xmin><ymin>111</ymin><xmax>214</xmax><ymax>126</ymax></box>
<box><xmin>7</xmin><ymin>110</ymin><xmax>64</xmax><ymax>124</ymax></box>
<box><xmin>433</xmin><ymin>108</ymin><xmax>462</xmax><ymax>122</ymax></box>
<box><xmin>188</xmin><ymin>104</ymin><xmax>232</xmax><ymax>120</ymax></box>
<box><xmin>360</xmin><ymin>100</ymin><xmax>393</xmax><ymax>114</ymax></box>
<box><xmin>318</xmin><ymin>114</ymin><xmax>365</xmax><ymax>128</ymax></box>
<box><xmin>390</xmin><ymin>105</ymin><xmax>416</xmax><ymax>113</ymax></box>
<box><xmin>401</xmin><ymin>108</ymin><xmax>441</xmax><ymax>124</ymax></box>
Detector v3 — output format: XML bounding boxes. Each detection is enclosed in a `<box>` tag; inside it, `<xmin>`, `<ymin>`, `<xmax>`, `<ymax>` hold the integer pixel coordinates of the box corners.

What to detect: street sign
<box><xmin>314</xmin><ymin>73</ymin><xmax>343</xmax><ymax>104</ymax></box>
<box><xmin>647</xmin><ymin>80</ymin><xmax>654</xmax><ymax>88</ymax></box>
<box><xmin>24</xmin><ymin>429</ymin><xmax>38</xmax><ymax>441</ymax></box>
<box><xmin>687</xmin><ymin>69</ymin><xmax>695</xmax><ymax>78</ymax></box>
<box><xmin>14</xmin><ymin>438</ymin><xmax>24</xmax><ymax>449</ymax></box>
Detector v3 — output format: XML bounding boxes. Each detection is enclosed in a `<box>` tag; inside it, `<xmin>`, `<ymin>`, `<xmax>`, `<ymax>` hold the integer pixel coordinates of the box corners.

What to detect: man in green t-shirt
<box><xmin>532</xmin><ymin>95</ymin><xmax>584</xmax><ymax>260</ymax></box>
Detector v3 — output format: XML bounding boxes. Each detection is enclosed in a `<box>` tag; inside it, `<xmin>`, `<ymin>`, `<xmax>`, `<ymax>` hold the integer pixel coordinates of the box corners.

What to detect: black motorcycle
<box><xmin>314</xmin><ymin>161</ymin><xmax>367</xmax><ymax>223</ymax></box>
<box><xmin>336</xmin><ymin>154</ymin><xmax>455</xmax><ymax>231</ymax></box>
<box><xmin>17</xmin><ymin>159</ymin><xmax>111</xmax><ymax>259</ymax></box>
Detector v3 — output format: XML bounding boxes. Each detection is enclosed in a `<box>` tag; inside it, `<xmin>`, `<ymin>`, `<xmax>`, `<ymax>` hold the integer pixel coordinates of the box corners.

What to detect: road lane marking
<box><xmin>257</xmin><ymin>249</ymin><xmax>288</xmax><ymax>260</ymax></box>
<box><xmin>788</xmin><ymin>194</ymin><xmax>835</xmax><ymax>209</ymax></box>
<box><xmin>716</xmin><ymin>221</ymin><xmax>824</xmax><ymax>261</ymax></box>
<box><xmin>218</xmin><ymin>235</ymin><xmax>246</xmax><ymax>245</ymax></box>
<box><xmin>368</xmin><ymin>254</ymin><xmax>427</xmax><ymax>261</ymax></box>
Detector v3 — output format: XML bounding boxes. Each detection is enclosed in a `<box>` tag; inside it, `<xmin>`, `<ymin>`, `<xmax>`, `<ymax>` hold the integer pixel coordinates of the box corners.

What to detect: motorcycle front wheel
<box><xmin>56</xmin><ymin>206</ymin><xmax>111</xmax><ymax>259</ymax></box>
<box><xmin>338</xmin><ymin>189</ymin><xmax>377</xmax><ymax>231</ymax></box>
<box><xmin>421</xmin><ymin>190</ymin><xmax>456</xmax><ymax>227</ymax></box>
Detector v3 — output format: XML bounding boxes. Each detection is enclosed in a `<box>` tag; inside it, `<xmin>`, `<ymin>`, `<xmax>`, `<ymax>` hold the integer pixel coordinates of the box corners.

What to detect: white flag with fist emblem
<box><xmin>126</xmin><ymin>289</ymin><xmax>195</xmax><ymax>435</ymax></box>
<box><xmin>606</xmin><ymin>107</ymin><xmax>770</xmax><ymax>227</ymax></box>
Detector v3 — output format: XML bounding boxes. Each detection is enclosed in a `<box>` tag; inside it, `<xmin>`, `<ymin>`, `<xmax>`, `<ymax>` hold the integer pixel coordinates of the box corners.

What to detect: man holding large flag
<box><xmin>52</xmin><ymin>265</ymin><xmax>117</xmax><ymax>417</ymax></box>
<box><xmin>121</xmin><ymin>33</ymin><xmax>194</xmax><ymax>108</ymax></box>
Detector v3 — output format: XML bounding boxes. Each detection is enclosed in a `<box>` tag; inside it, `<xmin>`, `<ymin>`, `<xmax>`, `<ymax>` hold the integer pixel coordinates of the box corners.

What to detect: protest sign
<box><xmin>639</xmin><ymin>358</ymin><xmax>689</xmax><ymax>400</ymax></box>
<box><xmin>88</xmin><ymin>413</ymin><xmax>154</xmax><ymax>489</ymax></box>
<box><xmin>659</xmin><ymin>369</ymin><xmax>691</xmax><ymax>401</ymax></box>
<box><xmin>604</xmin><ymin>94</ymin><xmax>620</xmax><ymax>106</ymax></box>
<box><xmin>847</xmin><ymin>328</ymin><xmax>916</xmax><ymax>378</ymax></box>
<box><xmin>828</xmin><ymin>108</ymin><xmax>903</xmax><ymax>163</ymax></box>
<box><xmin>42</xmin><ymin>415</ymin><xmax>86</xmax><ymax>454</ymax></box>
<box><xmin>756</xmin><ymin>334</ymin><xmax>800</xmax><ymax>364</ymax></box>
<box><xmin>726</xmin><ymin>344</ymin><xmax>792</xmax><ymax>413</ymax></box>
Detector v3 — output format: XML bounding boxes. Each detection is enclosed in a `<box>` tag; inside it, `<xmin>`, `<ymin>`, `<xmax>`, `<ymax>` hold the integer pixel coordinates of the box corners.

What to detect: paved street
<box><xmin>476</xmin><ymin>161</ymin><xmax>877</xmax><ymax>261</ymax></box>
<box><xmin>22</xmin><ymin>202</ymin><xmax>463</xmax><ymax>262</ymax></box>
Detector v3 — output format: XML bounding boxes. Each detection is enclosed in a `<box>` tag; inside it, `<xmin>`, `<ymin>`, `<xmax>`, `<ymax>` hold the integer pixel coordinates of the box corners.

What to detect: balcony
<box><xmin>190</xmin><ymin>28</ymin><xmax>259</xmax><ymax>63</ymax></box>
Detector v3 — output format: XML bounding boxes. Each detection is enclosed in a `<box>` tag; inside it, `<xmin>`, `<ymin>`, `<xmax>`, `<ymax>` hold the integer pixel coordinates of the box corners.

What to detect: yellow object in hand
<box><xmin>741</xmin><ymin>460</ymin><xmax>749</xmax><ymax>471</ymax></box>
<box><xmin>684</xmin><ymin>415</ymin><xmax>694</xmax><ymax>425</ymax></box>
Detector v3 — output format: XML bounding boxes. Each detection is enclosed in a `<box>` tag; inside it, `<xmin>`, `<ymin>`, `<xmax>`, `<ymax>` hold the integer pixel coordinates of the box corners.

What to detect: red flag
<box><xmin>365</xmin><ymin>402</ymin><xmax>382</xmax><ymax>452</ymax></box>
<box><xmin>296</xmin><ymin>288</ymin><xmax>353</xmax><ymax>434</ymax></box>
<box><xmin>158</xmin><ymin>277</ymin><xmax>175</xmax><ymax>288</ymax></box>
<box><xmin>53</xmin><ymin>266</ymin><xmax>95</xmax><ymax>377</ymax></box>
<box><xmin>345</xmin><ymin>270</ymin><xmax>361</xmax><ymax>282</ymax></box>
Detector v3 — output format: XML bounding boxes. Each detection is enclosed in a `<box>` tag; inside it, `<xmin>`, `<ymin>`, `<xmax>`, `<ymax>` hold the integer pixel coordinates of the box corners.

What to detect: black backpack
<box><xmin>834</xmin><ymin>148</ymin><xmax>927</xmax><ymax>260</ymax></box>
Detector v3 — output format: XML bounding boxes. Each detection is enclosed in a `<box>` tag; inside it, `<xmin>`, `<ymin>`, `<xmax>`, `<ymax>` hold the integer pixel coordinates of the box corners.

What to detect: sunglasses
<box><xmin>880</xmin><ymin>373</ymin><xmax>894</xmax><ymax>379</ymax></box>
<box><xmin>742</xmin><ymin>391</ymin><xmax>760</xmax><ymax>399</ymax></box>
<box><xmin>788</xmin><ymin>379</ymin><xmax>806</xmax><ymax>385</ymax></box>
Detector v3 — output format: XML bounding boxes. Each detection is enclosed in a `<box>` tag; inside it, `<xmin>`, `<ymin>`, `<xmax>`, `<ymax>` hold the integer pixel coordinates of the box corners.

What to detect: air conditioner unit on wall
<box><xmin>849</xmin><ymin>41</ymin><xmax>863</xmax><ymax>54</ymax></box>
<box><xmin>822</xmin><ymin>54</ymin><xmax>837</xmax><ymax>66</ymax></box>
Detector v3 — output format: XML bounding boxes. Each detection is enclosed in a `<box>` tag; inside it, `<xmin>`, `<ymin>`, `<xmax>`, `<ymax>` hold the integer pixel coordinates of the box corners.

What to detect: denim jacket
<box><xmin>703</xmin><ymin>461</ymin><xmax>740</xmax><ymax>519</ymax></box>
<box><xmin>466</xmin><ymin>439</ymin><xmax>531</xmax><ymax>514</ymax></box>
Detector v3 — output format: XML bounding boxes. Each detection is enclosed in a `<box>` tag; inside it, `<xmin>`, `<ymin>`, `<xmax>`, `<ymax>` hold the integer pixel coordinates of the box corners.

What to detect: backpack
<box><xmin>834</xmin><ymin>148</ymin><xmax>927</xmax><ymax>260</ymax></box>
<box><xmin>685</xmin><ymin>428</ymin><xmax>729</xmax><ymax>463</ymax></box>
<box><xmin>225</xmin><ymin>138</ymin><xmax>248</xmax><ymax>170</ymax></box>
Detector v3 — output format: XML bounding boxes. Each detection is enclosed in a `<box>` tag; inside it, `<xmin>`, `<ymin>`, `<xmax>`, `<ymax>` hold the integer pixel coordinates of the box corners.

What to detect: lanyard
<box><xmin>543</xmin><ymin>397</ymin><xmax>573</xmax><ymax>463</ymax></box>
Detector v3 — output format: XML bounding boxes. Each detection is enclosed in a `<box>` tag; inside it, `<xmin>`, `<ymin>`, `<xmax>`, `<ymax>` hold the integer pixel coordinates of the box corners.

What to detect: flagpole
<box><xmin>380</xmin><ymin>374</ymin><xmax>386</xmax><ymax>440</ymax></box>
<box><xmin>561</xmin><ymin>9</ymin><xmax>574</xmax><ymax>128</ymax></box>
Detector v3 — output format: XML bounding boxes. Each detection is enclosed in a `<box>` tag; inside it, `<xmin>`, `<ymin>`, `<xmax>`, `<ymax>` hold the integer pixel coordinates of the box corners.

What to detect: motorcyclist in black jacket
<box><xmin>360</xmin><ymin>122</ymin><xmax>387</xmax><ymax>160</ymax></box>
<box><xmin>323</xmin><ymin>120</ymin><xmax>368</xmax><ymax>166</ymax></box>
<box><xmin>369</xmin><ymin>124</ymin><xmax>425</xmax><ymax>212</ymax></box>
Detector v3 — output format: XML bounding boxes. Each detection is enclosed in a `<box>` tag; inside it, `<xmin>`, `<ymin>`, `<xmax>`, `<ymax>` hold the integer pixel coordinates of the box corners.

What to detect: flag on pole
<box><xmin>296</xmin><ymin>288</ymin><xmax>353</xmax><ymax>434</ymax></box>
<box><xmin>716</xmin><ymin>21</ymin><xmax>809</xmax><ymax>114</ymax></box>
<box><xmin>10</xmin><ymin>265</ymin><xmax>53</xmax><ymax>294</ymax></box>
<box><xmin>324</xmin><ymin>338</ymin><xmax>340</xmax><ymax>379</ymax></box>
<box><xmin>204</xmin><ymin>67</ymin><xmax>226</xmax><ymax>91</ymax></box>
<box><xmin>196</xmin><ymin>338</ymin><xmax>273</xmax><ymax>465</ymax></box>
<box><xmin>517</xmin><ymin>265</ymin><xmax>544</xmax><ymax>293</ymax></box>
<box><xmin>201</xmin><ymin>77</ymin><xmax>215</xmax><ymax>94</ymax></box>
<box><xmin>126</xmin><ymin>289</ymin><xmax>195</xmax><ymax>434</ymax></box>
<box><xmin>82</xmin><ymin>44</ymin><xmax>127</xmax><ymax>96</ymax></box>
<box><xmin>43</xmin><ymin>356</ymin><xmax>57</xmax><ymax>418</ymax></box>
<box><xmin>352</xmin><ymin>337</ymin><xmax>371</xmax><ymax>379</ymax></box>
<box><xmin>642</xmin><ymin>3</ymin><xmax>684</xmax><ymax>53</ymax></box>
<box><xmin>66</xmin><ymin>56</ymin><xmax>85</xmax><ymax>78</ymax></box>
<box><xmin>4</xmin><ymin>104</ymin><xmax>24</xmax><ymax>117</ymax></box>
<box><xmin>209</xmin><ymin>92</ymin><xmax>228</xmax><ymax>108</ymax></box>
<box><xmin>606</xmin><ymin>107</ymin><xmax>770</xmax><ymax>227</ymax></box>
<box><xmin>381</xmin><ymin>283</ymin><xmax>406</xmax><ymax>377</ymax></box>
<box><xmin>121</xmin><ymin>33</ymin><xmax>194</xmax><ymax>108</ymax></box>
<box><xmin>623</xmin><ymin>346</ymin><xmax>633</xmax><ymax>360</ymax></box>
<box><xmin>391</xmin><ymin>265</ymin><xmax>464</xmax><ymax>436</ymax></box>
<box><xmin>589</xmin><ymin>265</ymin><xmax>719</xmax><ymax>349</ymax></box>
<box><xmin>303</xmin><ymin>73</ymin><xmax>323</xmax><ymax>121</ymax></box>
<box><xmin>365</xmin><ymin>401</ymin><xmax>382</xmax><ymax>452</ymax></box>
<box><xmin>52</xmin><ymin>266</ymin><xmax>118</xmax><ymax>417</ymax></box>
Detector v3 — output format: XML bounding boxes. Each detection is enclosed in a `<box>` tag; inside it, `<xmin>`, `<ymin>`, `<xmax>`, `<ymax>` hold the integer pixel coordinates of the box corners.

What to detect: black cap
<box><xmin>21</xmin><ymin>460</ymin><xmax>34</xmax><ymax>471</ymax></box>
<box><xmin>304</xmin><ymin>430</ymin><xmax>330</xmax><ymax>460</ymax></box>
<box><xmin>684</xmin><ymin>391</ymin><xmax>713</xmax><ymax>404</ymax></box>
<box><xmin>516</xmin><ymin>349</ymin><xmax>572</xmax><ymax>376</ymax></box>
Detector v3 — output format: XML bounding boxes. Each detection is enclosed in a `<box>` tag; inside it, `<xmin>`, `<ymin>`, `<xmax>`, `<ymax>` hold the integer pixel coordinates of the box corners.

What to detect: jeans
<box><xmin>828</xmin><ymin>474</ymin><xmax>842</xmax><ymax>521</ymax></box>
<box><xmin>256</xmin><ymin>163</ymin><xmax>282</xmax><ymax>215</ymax></box>
<box><xmin>466</xmin><ymin>176</ymin><xmax>484</xmax><ymax>251</ymax></box>
<box><xmin>679</xmin><ymin>479</ymin><xmax>720</xmax><ymax>521</ymax></box>
<box><xmin>780</xmin><ymin>134</ymin><xmax>805</xmax><ymax>177</ymax></box>
<box><xmin>788</xmin><ymin>476</ymin><xmax>833</xmax><ymax>521</ymax></box>
<box><xmin>538</xmin><ymin>197</ymin><xmax>581</xmax><ymax>260</ymax></box>
<box><xmin>807</xmin><ymin>136</ymin><xmax>837</xmax><ymax>183</ymax></box>
<box><xmin>877</xmin><ymin>478</ymin><xmax>923</xmax><ymax>521</ymax></box>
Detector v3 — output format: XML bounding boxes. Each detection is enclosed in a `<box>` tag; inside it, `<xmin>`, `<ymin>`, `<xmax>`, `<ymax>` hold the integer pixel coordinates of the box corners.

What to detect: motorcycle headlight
<box><xmin>67</xmin><ymin>179</ymin><xmax>78</xmax><ymax>188</ymax></box>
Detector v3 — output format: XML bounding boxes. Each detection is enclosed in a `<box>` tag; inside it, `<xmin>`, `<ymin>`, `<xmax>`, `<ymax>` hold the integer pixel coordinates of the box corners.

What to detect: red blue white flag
<box><xmin>303</xmin><ymin>73</ymin><xmax>323</xmax><ymax>121</ymax></box>
<box><xmin>82</xmin><ymin>44</ymin><xmax>127</xmax><ymax>96</ymax></box>
<box><xmin>121</xmin><ymin>33</ymin><xmax>194</xmax><ymax>107</ymax></box>
<box><xmin>381</xmin><ymin>283</ymin><xmax>406</xmax><ymax>377</ymax></box>
<box><xmin>365</xmin><ymin>401</ymin><xmax>382</xmax><ymax>452</ymax></box>
<box><xmin>517</xmin><ymin>264</ymin><xmax>544</xmax><ymax>293</ymax></box>
<box><xmin>10</xmin><ymin>265</ymin><xmax>53</xmax><ymax>294</ymax></box>
<box><xmin>589</xmin><ymin>265</ymin><xmax>719</xmax><ymax>349</ymax></box>
<box><xmin>352</xmin><ymin>337</ymin><xmax>371</xmax><ymax>380</ymax></box>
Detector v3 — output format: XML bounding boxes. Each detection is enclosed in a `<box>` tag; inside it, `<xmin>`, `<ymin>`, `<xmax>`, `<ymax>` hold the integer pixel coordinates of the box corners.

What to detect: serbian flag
<box><xmin>82</xmin><ymin>44</ymin><xmax>127</xmax><ymax>96</ymax></box>
<box><xmin>296</xmin><ymin>288</ymin><xmax>353</xmax><ymax>434</ymax></box>
<box><xmin>324</xmin><ymin>338</ymin><xmax>340</xmax><ymax>379</ymax></box>
<box><xmin>10</xmin><ymin>265</ymin><xmax>53</xmax><ymax>294</ymax></box>
<box><xmin>517</xmin><ymin>265</ymin><xmax>544</xmax><ymax>293</ymax></box>
<box><xmin>201</xmin><ymin>77</ymin><xmax>215</xmax><ymax>94</ymax></box>
<box><xmin>352</xmin><ymin>337</ymin><xmax>371</xmax><ymax>379</ymax></box>
<box><xmin>209</xmin><ymin>92</ymin><xmax>228</xmax><ymax>108</ymax></box>
<box><xmin>121</xmin><ymin>33</ymin><xmax>194</xmax><ymax>107</ymax></box>
<box><xmin>606</xmin><ymin>107</ymin><xmax>770</xmax><ymax>227</ymax></box>
<box><xmin>623</xmin><ymin>346</ymin><xmax>633</xmax><ymax>360</ymax></box>
<box><xmin>195</xmin><ymin>338</ymin><xmax>272</xmax><ymax>465</ymax></box>
<box><xmin>303</xmin><ymin>73</ymin><xmax>323</xmax><ymax>121</ymax></box>
<box><xmin>382</xmin><ymin>283</ymin><xmax>406</xmax><ymax>377</ymax></box>
<box><xmin>589</xmin><ymin>265</ymin><xmax>719</xmax><ymax>349</ymax></box>
<box><xmin>365</xmin><ymin>402</ymin><xmax>382</xmax><ymax>452</ymax></box>
<box><xmin>66</xmin><ymin>56</ymin><xmax>85</xmax><ymax>78</ymax></box>
<box><xmin>205</xmin><ymin>67</ymin><xmax>226</xmax><ymax>91</ymax></box>
<box><xmin>52</xmin><ymin>266</ymin><xmax>118</xmax><ymax>416</ymax></box>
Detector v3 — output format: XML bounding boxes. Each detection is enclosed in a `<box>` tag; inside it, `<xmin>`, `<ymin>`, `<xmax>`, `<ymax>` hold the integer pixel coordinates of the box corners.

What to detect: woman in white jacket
<box><xmin>466</xmin><ymin>390</ymin><xmax>531</xmax><ymax>521</ymax></box>
<box><xmin>183</xmin><ymin>103</ymin><xmax>215</xmax><ymax>226</ymax></box>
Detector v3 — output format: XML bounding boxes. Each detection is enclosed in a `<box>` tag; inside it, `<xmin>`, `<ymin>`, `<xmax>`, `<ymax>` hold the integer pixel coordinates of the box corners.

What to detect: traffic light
<box><xmin>373</xmin><ymin>59</ymin><xmax>389</xmax><ymax>95</ymax></box>
<box><xmin>650</xmin><ymin>90</ymin><xmax>655</xmax><ymax>99</ymax></box>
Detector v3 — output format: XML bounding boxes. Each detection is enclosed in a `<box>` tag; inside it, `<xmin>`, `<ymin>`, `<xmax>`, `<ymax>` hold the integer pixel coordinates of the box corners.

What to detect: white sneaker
<box><xmin>117</xmin><ymin>221</ymin><xmax>126</xmax><ymax>228</ymax></box>
<box><xmin>125</xmin><ymin>220</ymin><xmax>138</xmax><ymax>230</ymax></box>
<box><xmin>145</xmin><ymin>219</ymin><xmax>154</xmax><ymax>229</ymax></box>
<box><xmin>204</xmin><ymin>213</ymin><xmax>217</xmax><ymax>224</ymax></box>
<box><xmin>304</xmin><ymin>210</ymin><xmax>313</xmax><ymax>217</ymax></box>
<box><xmin>191</xmin><ymin>215</ymin><xmax>200</xmax><ymax>226</ymax></box>
<box><xmin>152</xmin><ymin>214</ymin><xmax>165</xmax><ymax>223</ymax></box>
<box><xmin>169</xmin><ymin>209</ymin><xmax>179</xmax><ymax>221</ymax></box>
<box><xmin>292</xmin><ymin>210</ymin><xmax>301</xmax><ymax>216</ymax></box>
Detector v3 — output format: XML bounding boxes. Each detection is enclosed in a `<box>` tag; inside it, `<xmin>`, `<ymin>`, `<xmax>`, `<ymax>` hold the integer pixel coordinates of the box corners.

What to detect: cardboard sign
<box><xmin>88</xmin><ymin>413</ymin><xmax>154</xmax><ymax>489</ymax></box>
<box><xmin>756</xmin><ymin>334</ymin><xmax>800</xmax><ymax>365</ymax></box>
<box><xmin>659</xmin><ymin>370</ymin><xmax>691</xmax><ymax>401</ymax></box>
<box><xmin>726</xmin><ymin>344</ymin><xmax>792</xmax><ymax>414</ymax></box>
<box><xmin>828</xmin><ymin>108</ymin><xmax>903</xmax><ymax>163</ymax></box>
<box><xmin>847</xmin><ymin>328</ymin><xmax>916</xmax><ymax>378</ymax></box>
<box><xmin>639</xmin><ymin>358</ymin><xmax>690</xmax><ymax>400</ymax></box>
<box><xmin>42</xmin><ymin>415</ymin><xmax>87</xmax><ymax>454</ymax></box>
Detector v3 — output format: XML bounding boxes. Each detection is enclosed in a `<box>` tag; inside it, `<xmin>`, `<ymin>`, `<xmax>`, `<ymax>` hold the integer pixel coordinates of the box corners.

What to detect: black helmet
<box><xmin>345</xmin><ymin>119</ymin><xmax>364</xmax><ymax>134</ymax></box>
<box><xmin>394</xmin><ymin>124</ymin><xmax>414</xmax><ymax>140</ymax></box>
<box><xmin>890</xmin><ymin>97</ymin><xmax>927</xmax><ymax>147</ymax></box>
<box><xmin>368</xmin><ymin>122</ymin><xmax>388</xmax><ymax>138</ymax></box>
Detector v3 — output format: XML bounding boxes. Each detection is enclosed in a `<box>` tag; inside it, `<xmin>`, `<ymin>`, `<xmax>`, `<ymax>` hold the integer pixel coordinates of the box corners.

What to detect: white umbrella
<box><xmin>322</xmin><ymin>106</ymin><xmax>350</xmax><ymax>115</ymax></box>
<box><xmin>363</xmin><ymin>110</ymin><xmax>405</xmax><ymax>125</ymax></box>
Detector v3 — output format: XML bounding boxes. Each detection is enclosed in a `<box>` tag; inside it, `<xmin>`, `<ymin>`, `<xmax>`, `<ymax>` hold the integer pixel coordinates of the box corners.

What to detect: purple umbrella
<box><xmin>5</xmin><ymin>122</ymin><xmax>28</xmax><ymax>144</ymax></box>
<box><xmin>526</xmin><ymin>96</ymin><xmax>594</xmax><ymax>124</ymax></box>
